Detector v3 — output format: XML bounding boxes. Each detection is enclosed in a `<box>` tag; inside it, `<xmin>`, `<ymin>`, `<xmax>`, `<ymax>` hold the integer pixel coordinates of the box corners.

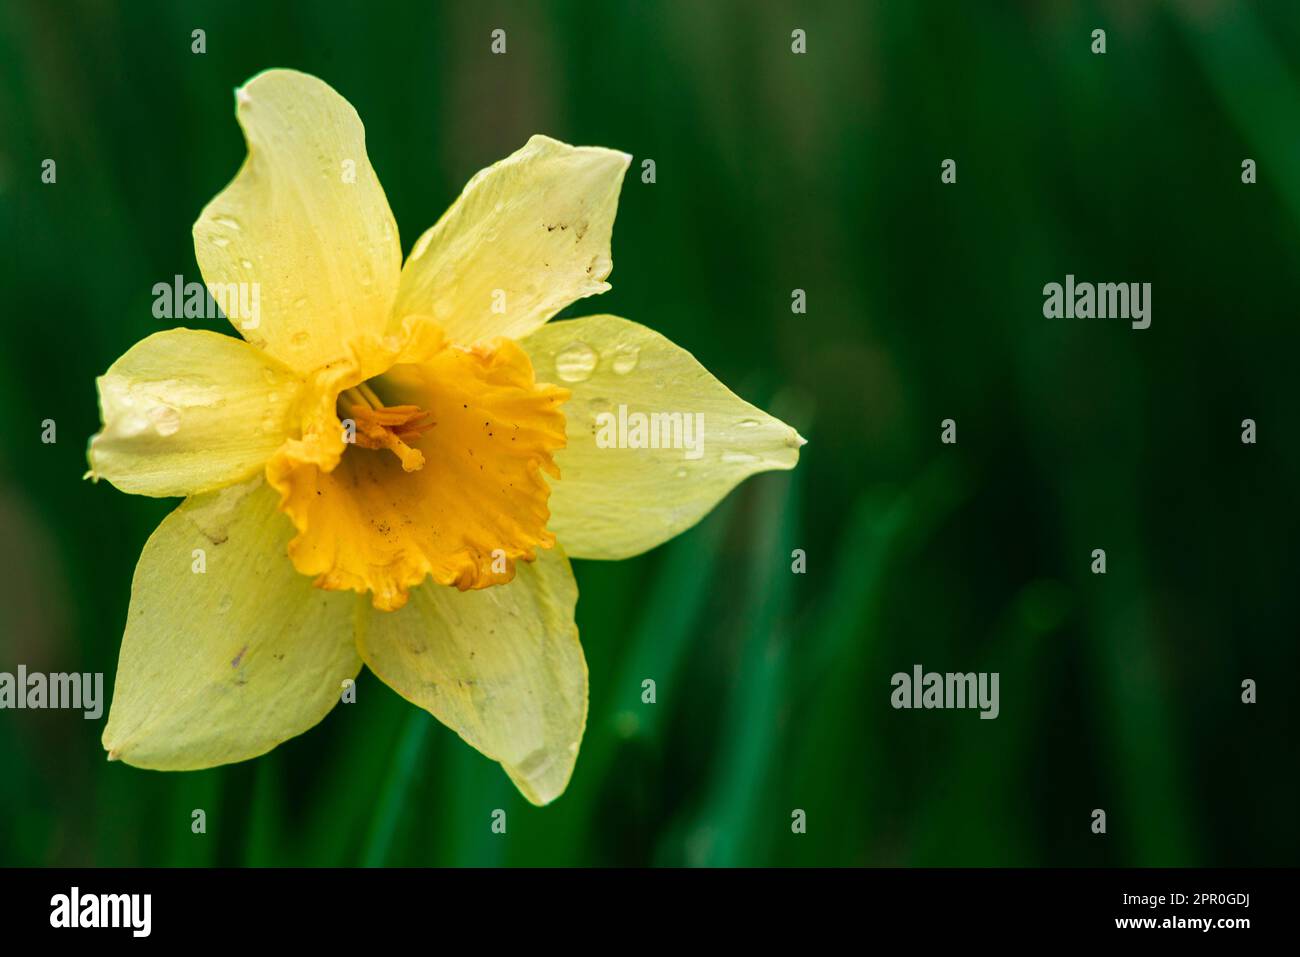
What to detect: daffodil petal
<box><xmin>102</xmin><ymin>477</ymin><xmax>362</xmax><ymax>769</ymax></box>
<box><xmin>88</xmin><ymin>329</ymin><xmax>301</xmax><ymax>498</ymax></box>
<box><xmin>193</xmin><ymin>68</ymin><xmax>402</xmax><ymax>372</ymax></box>
<box><xmin>356</xmin><ymin>546</ymin><xmax>586</xmax><ymax>805</ymax></box>
<box><xmin>392</xmin><ymin>135</ymin><xmax>630</xmax><ymax>346</ymax></box>
<box><xmin>522</xmin><ymin>315</ymin><xmax>805</xmax><ymax>559</ymax></box>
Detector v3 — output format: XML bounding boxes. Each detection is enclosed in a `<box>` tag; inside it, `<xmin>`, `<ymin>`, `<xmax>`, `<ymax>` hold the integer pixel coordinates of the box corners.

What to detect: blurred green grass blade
<box><xmin>169</xmin><ymin>770</ymin><xmax>221</xmax><ymax>867</ymax></box>
<box><xmin>801</xmin><ymin>459</ymin><xmax>969</xmax><ymax>696</ymax></box>
<box><xmin>298</xmin><ymin>673</ymin><xmax>409</xmax><ymax>865</ymax></box>
<box><xmin>362</xmin><ymin>708</ymin><xmax>430</xmax><ymax>867</ymax></box>
<box><xmin>243</xmin><ymin>759</ymin><xmax>282</xmax><ymax>867</ymax></box>
<box><xmin>1174</xmin><ymin>3</ymin><xmax>1300</xmax><ymax>230</ymax></box>
<box><xmin>907</xmin><ymin>580</ymin><xmax>1071</xmax><ymax>865</ymax></box>
<box><xmin>441</xmin><ymin>741</ymin><xmax>512</xmax><ymax>867</ymax></box>
<box><xmin>680</xmin><ymin>465</ymin><xmax>801</xmax><ymax>867</ymax></box>
<box><xmin>608</xmin><ymin>498</ymin><xmax>736</xmax><ymax>745</ymax></box>
<box><xmin>786</xmin><ymin>461</ymin><xmax>972</xmax><ymax>865</ymax></box>
<box><xmin>528</xmin><ymin>498</ymin><xmax>734</xmax><ymax>865</ymax></box>
<box><xmin>1087</xmin><ymin>560</ymin><xmax>1197</xmax><ymax>865</ymax></box>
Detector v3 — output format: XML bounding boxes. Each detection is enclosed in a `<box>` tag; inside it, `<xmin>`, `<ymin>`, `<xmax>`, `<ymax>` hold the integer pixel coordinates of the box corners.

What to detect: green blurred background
<box><xmin>1</xmin><ymin>0</ymin><xmax>1297</xmax><ymax>866</ymax></box>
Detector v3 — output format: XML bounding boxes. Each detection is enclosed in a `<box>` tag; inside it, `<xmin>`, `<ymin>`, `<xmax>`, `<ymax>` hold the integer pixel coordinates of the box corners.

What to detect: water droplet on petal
<box><xmin>674</xmin><ymin>467</ymin><xmax>688</xmax><ymax>479</ymax></box>
<box><xmin>611</xmin><ymin>347</ymin><xmax>639</xmax><ymax>375</ymax></box>
<box><xmin>737</xmin><ymin>418</ymin><xmax>760</xmax><ymax>428</ymax></box>
<box><xmin>240</xmin><ymin>259</ymin><xmax>254</xmax><ymax>270</ymax></box>
<box><xmin>722</xmin><ymin>451</ymin><xmax>761</xmax><ymax>465</ymax></box>
<box><xmin>212</xmin><ymin>216</ymin><xmax>242</xmax><ymax>231</ymax></box>
<box><xmin>211</xmin><ymin>236</ymin><xmax>231</xmax><ymax>248</ymax></box>
<box><xmin>555</xmin><ymin>342</ymin><xmax>597</xmax><ymax>382</ymax></box>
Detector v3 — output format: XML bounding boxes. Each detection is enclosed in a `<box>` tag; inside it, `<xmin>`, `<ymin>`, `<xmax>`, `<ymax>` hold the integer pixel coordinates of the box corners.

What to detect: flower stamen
<box><xmin>339</xmin><ymin>384</ymin><xmax>436</xmax><ymax>472</ymax></box>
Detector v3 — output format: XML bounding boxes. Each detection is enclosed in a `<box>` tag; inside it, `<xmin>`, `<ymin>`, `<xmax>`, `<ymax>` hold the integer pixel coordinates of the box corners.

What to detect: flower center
<box><xmin>338</xmin><ymin>382</ymin><xmax>434</xmax><ymax>472</ymax></box>
<box><xmin>266</xmin><ymin>320</ymin><xmax>570</xmax><ymax>610</ymax></box>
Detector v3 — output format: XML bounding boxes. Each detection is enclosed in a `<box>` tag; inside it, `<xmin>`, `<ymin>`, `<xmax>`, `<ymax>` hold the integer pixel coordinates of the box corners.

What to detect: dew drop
<box><xmin>554</xmin><ymin>342</ymin><xmax>597</xmax><ymax>382</ymax></box>
<box><xmin>212</xmin><ymin>216</ymin><xmax>242</xmax><ymax>231</ymax></box>
<box><xmin>239</xmin><ymin>259</ymin><xmax>254</xmax><ymax>270</ymax></box>
<box><xmin>674</xmin><ymin>467</ymin><xmax>688</xmax><ymax>479</ymax></box>
<box><xmin>722</xmin><ymin>451</ymin><xmax>761</xmax><ymax>465</ymax></box>
<box><xmin>611</xmin><ymin>347</ymin><xmax>639</xmax><ymax>375</ymax></box>
<box><xmin>211</xmin><ymin>236</ymin><xmax>231</xmax><ymax>248</ymax></box>
<box><xmin>737</xmin><ymin>418</ymin><xmax>760</xmax><ymax>428</ymax></box>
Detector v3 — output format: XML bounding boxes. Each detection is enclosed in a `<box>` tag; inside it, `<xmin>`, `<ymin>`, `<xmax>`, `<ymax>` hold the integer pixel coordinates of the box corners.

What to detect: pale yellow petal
<box><xmin>193</xmin><ymin>68</ymin><xmax>401</xmax><ymax>372</ymax></box>
<box><xmin>88</xmin><ymin>329</ymin><xmax>301</xmax><ymax>498</ymax></box>
<box><xmin>356</xmin><ymin>546</ymin><xmax>586</xmax><ymax>805</ymax></box>
<box><xmin>102</xmin><ymin>477</ymin><xmax>362</xmax><ymax>769</ymax></box>
<box><xmin>522</xmin><ymin>315</ymin><xmax>804</xmax><ymax>559</ymax></box>
<box><xmin>392</xmin><ymin>135</ymin><xmax>630</xmax><ymax>346</ymax></box>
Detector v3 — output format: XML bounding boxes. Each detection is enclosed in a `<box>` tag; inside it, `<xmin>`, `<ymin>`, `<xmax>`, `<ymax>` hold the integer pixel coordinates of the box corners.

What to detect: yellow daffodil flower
<box><xmin>88</xmin><ymin>69</ymin><xmax>803</xmax><ymax>805</ymax></box>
